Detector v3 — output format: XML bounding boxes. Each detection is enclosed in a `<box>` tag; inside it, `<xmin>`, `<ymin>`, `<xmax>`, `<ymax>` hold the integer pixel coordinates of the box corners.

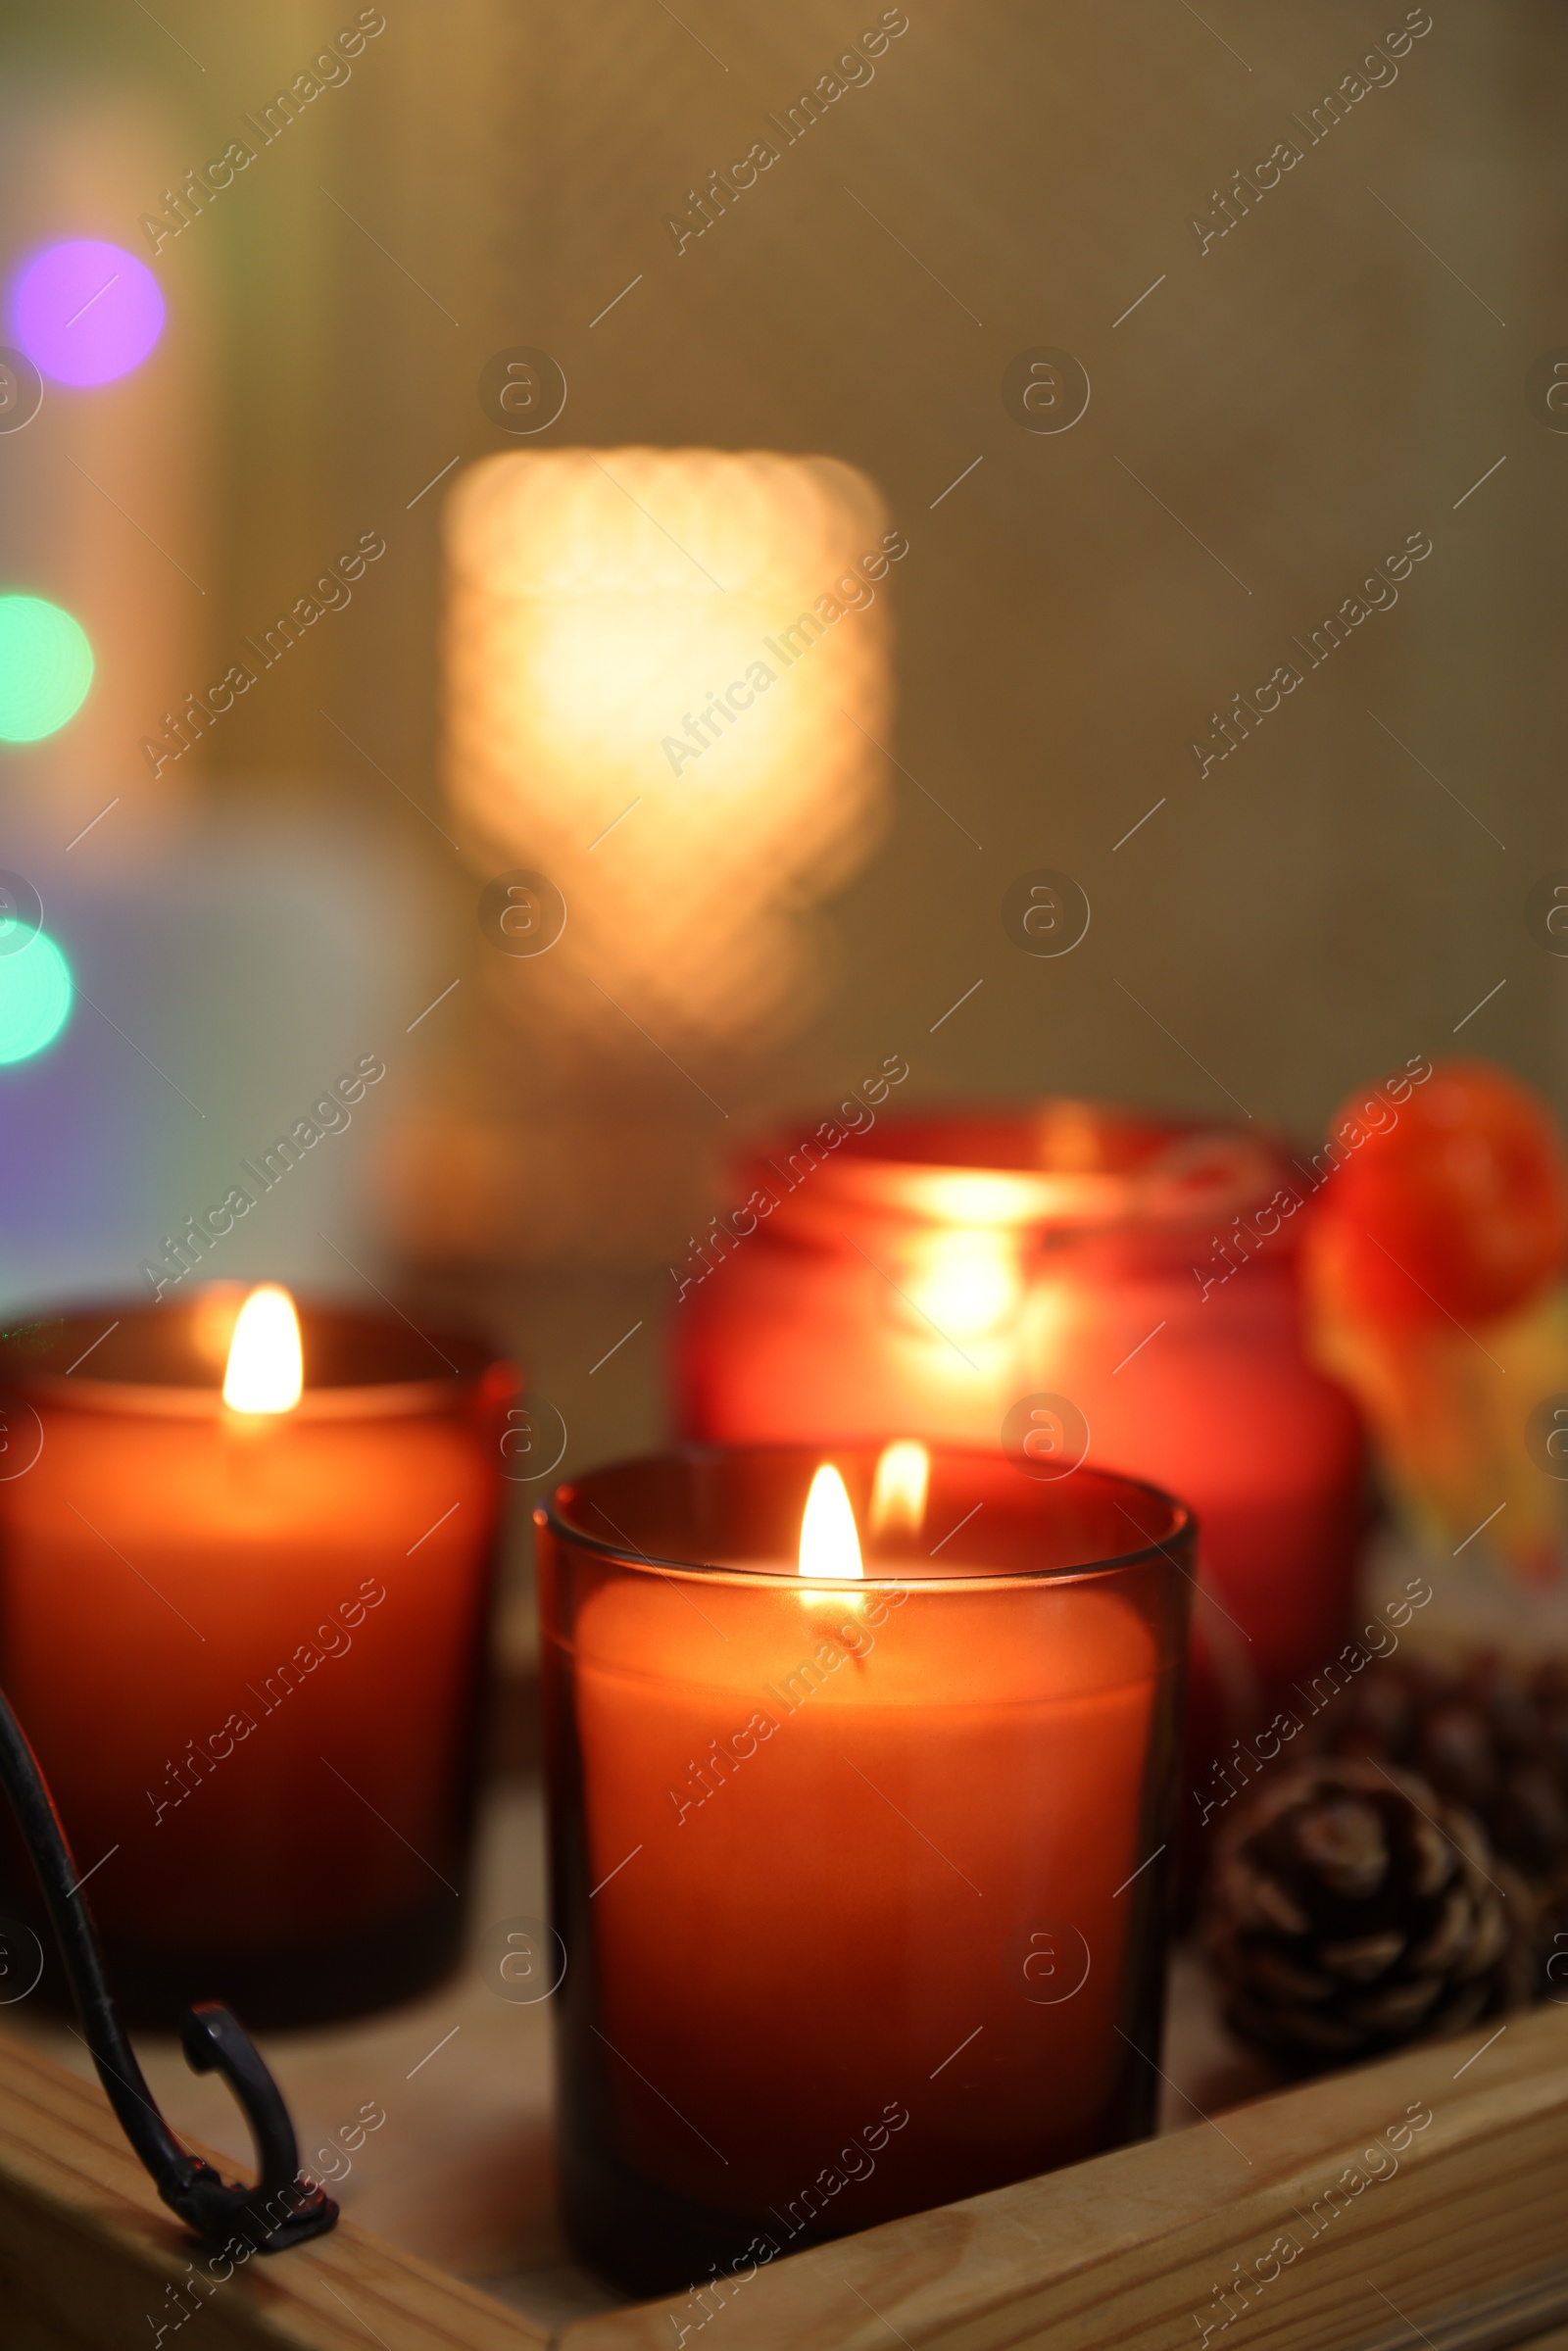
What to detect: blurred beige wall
<box><xmin>24</xmin><ymin>0</ymin><xmax>1561</xmax><ymax>1263</ymax></box>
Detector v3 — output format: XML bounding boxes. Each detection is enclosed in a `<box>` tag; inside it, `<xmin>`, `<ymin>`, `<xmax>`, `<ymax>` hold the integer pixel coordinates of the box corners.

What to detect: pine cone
<box><xmin>1205</xmin><ymin>1758</ymin><xmax>1531</xmax><ymax>2069</ymax></box>
<box><xmin>1319</xmin><ymin>1654</ymin><xmax>1568</xmax><ymax>1973</ymax></box>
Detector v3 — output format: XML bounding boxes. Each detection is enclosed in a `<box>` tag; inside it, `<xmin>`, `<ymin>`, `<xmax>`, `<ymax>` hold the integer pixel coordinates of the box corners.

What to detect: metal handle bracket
<box><xmin>0</xmin><ymin>1684</ymin><xmax>337</xmax><ymax>2253</ymax></box>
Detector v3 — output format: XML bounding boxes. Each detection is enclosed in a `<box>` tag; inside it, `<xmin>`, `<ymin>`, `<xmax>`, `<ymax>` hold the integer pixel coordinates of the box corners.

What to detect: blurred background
<box><xmin>0</xmin><ymin>0</ymin><xmax>1561</xmax><ymax>1485</ymax></box>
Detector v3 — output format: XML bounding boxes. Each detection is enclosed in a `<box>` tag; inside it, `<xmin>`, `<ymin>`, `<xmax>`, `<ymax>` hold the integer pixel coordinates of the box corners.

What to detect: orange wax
<box><xmin>577</xmin><ymin>1573</ymin><xmax>1154</xmax><ymax>2214</ymax></box>
<box><xmin>537</xmin><ymin>1445</ymin><xmax>1190</xmax><ymax>2294</ymax></box>
<box><xmin>0</xmin><ymin>1298</ymin><xmax>515</xmax><ymax>2026</ymax></box>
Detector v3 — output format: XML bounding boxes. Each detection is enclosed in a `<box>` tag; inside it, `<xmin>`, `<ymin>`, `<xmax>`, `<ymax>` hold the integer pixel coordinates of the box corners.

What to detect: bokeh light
<box><xmin>0</xmin><ymin>597</ymin><xmax>93</xmax><ymax>741</ymax></box>
<box><xmin>445</xmin><ymin>448</ymin><xmax>895</xmax><ymax>1056</ymax></box>
<box><xmin>11</xmin><ymin>240</ymin><xmax>165</xmax><ymax>386</ymax></box>
<box><xmin>0</xmin><ymin>931</ymin><xmax>73</xmax><ymax>1063</ymax></box>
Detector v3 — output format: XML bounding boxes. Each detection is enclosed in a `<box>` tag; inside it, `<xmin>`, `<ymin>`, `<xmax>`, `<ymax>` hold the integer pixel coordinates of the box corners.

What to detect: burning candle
<box><xmin>0</xmin><ymin>1287</ymin><xmax>516</xmax><ymax>2026</ymax></box>
<box><xmin>536</xmin><ymin>1441</ymin><xmax>1190</xmax><ymax>2296</ymax></box>
<box><xmin>671</xmin><ymin>1104</ymin><xmax>1367</xmax><ymax>1782</ymax></box>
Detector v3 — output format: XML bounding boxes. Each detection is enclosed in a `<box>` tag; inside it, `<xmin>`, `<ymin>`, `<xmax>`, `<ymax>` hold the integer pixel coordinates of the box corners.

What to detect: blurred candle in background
<box><xmin>537</xmin><ymin>1441</ymin><xmax>1191</xmax><ymax>2296</ymax></box>
<box><xmin>0</xmin><ymin>1289</ymin><xmax>516</xmax><ymax>2026</ymax></box>
<box><xmin>672</xmin><ymin>1104</ymin><xmax>1366</xmax><ymax>1793</ymax></box>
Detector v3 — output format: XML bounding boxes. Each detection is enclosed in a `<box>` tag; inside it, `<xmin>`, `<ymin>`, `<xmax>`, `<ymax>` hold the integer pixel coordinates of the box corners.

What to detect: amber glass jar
<box><xmin>0</xmin><ymin>1301</ymin><xmax>516</xmax><ymax>2027</ymax></box>
<box><xmin>538</xmin><ymin>1444</ymin><xmax>1191</xmax><ymax>2295</ymax></box>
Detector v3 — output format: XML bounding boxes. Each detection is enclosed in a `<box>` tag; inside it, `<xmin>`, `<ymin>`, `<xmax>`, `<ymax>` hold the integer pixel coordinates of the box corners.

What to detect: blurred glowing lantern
<box><xmin>11</xmin><ymin>239</ymin><xmax>165</xmax><ymax>386</ymax></box>
<box><xmin>0</xmin><ymin>931</ymin><xmax>73</xmax><ymax>1062</ymax></box>
<box><xmin>0</xmin><ymin>595</ymin><xmax>92</xmax><ymax>740</ymax></box>
<box><xmin>442</xmin><ymin>447</ymin><xmax>897</xmax><ymax>1054</ymax></box>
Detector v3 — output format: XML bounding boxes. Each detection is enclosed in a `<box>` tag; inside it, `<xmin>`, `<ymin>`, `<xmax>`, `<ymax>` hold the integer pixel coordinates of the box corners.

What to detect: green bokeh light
<box><xmin>0</xmin><ymin>597</ymin><xmax>93</xmax><ymax>742</ymax></box>
<box><xmin>0</xmin><ymin>931</ymin><xmax>73</xmax><ymax>1062</ymax></box>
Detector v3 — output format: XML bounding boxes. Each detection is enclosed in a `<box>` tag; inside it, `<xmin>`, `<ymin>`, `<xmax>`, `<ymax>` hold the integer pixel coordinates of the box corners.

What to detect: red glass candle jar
<box><xmin>0</xmin><ymin>1298</ymin><xmax>517</xmax><ymax>2026</ymax></box>
<box><xmin>672</xmin><ymin>1104</ymin><xmax>1365</xmax><ymax>1753</ymax></box>
<box><xmin>536</xmin><ymin>1443</ymin><xmax>1191</xmax><ymax>2295</ymax></box>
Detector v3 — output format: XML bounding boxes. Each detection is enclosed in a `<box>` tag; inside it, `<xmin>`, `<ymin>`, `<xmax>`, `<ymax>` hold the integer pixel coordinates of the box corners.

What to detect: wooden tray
<box><xmin>4</xmin><ymin>1992</ymin><xmax>1568</xmax><ymax>2351</ymax></box>
<box><xmin>2</xmin><ymin>1774</ymin><xmax>1568</xmax><ymax>2351</ymax></box>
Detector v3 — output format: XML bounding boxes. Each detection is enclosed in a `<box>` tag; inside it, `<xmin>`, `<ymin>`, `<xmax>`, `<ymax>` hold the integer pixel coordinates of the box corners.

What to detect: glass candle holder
<box><xmin>536</xmin><ymin>1443</ymin><xmax>1191</xmax><ymax>2296</ymax></box>
<box><xmin>0</xmin><ymin>1298</ymin><xmax>517</xmax><ymax>2027</ymax></box>
<box><xmin>671</xmin><ymin>1103</ymin><xmax>1366</xmax><ymax>1739</ymax></box>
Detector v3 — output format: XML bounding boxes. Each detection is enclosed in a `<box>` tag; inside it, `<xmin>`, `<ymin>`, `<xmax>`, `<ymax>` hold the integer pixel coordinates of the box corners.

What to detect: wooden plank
<box><xmin>0</xmin><ymin>2026</ymin><xmax>549</xmax><ymax>2351</ymax></box>
<box><xmin>0</xmin><ymin>2287</ymin><xmax>102</xmax><ymax>2351</ymax></box>
<box><xmin>556</xmin><ymin>2003</ymin><xmax>1568</xmax><ymax>2351</ymax></box>
<box><xmin>1</xmin><ymin>2307</ymin><xmax>100</xmax><ymax>2351</ymax></box>
<box><xmin>6</xmin><ymin>1997</ymin><xmax>1568</xmax><ymax>2351</ymax></box>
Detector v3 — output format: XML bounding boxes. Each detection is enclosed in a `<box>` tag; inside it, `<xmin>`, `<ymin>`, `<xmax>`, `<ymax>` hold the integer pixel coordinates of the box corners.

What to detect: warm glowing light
<box><xmin>906</xmin><ymin>1229</ymin><xmax>1023</xmax><ymax>1343</ymax></box>
<box><xmin>919</xmin><ymin>1171</ymin><xmax>1040</xmax><ymax>1227</ymax></box>
<box><xmin>11</xmin><ymin>239</ymin><xmax>165</xmax><ymax>386</ymax></box>
<box><xmin>870</xmin><ymin>1440</ymin><xmax>929</xmax><ymax>1536</ymax></box>
<box><xmin>0</xmin><ymin>597</ymin><xmax>92</xmax><ymax>741</ymax></box>
<box><xmin>443</xmin><ymin>447</ymin><xmax>895</xmax><ymax>1055</ymax></box>
<box><xmin>0</xmin><ymin>931</ymin><xmax>73</xmax><ymax>1064</ymax></box>
<box><xmin>798</xmin><ymin>1464</ymin><xmax>863</xmax><ymax>1582</ymax></box>
<box><xmin>191</xmin><ymin>1283</ymin><xmax>247</xmax><ymax>1373</ymax></box>
<box><xmin>222</xmin><ymin>1285</ymin><xmax>303</xmax><ymax>1414</ymax></box>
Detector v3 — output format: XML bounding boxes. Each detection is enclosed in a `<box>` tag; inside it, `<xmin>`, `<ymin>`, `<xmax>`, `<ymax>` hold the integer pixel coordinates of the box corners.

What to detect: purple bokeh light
<box><xmin>10</xmin><ymin>240</ymin><xmax>165</xmax><ymax>387</ymax></box>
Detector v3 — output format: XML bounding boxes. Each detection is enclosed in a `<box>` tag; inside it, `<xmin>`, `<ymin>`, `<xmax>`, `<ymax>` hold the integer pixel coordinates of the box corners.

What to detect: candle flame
<box><xmin>799</xmin><ymin>1464</ymin><xmax>863</xmax><ymax>1582</ymax></box>
<box><xmin>222</xmin><ymin>1284</ymin><xmax>303</xmax><ymax>1414</ymax></box>
<box><xmin>869</xmin><ymin>1440</ymin><xmax>929</xmax><ymax>1536</ymax></box>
